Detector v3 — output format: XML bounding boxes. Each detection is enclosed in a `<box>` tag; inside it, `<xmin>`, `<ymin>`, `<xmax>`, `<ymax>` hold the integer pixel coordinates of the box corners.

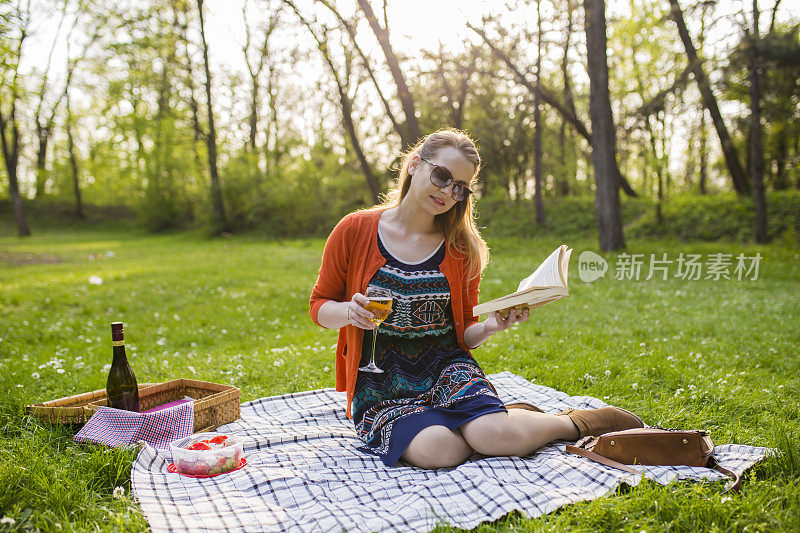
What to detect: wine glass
<box><xmin>358</xmin><ymin>287</ymin><xmax>393</xmax><ymax>374</ymax></box>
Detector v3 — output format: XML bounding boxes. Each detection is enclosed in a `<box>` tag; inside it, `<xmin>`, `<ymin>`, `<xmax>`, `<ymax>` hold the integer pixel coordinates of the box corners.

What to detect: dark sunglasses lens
<box><xmin>429</xmin><ymin>166</ymin><xmax>451</xmax><ymax>187</ymax></box>
<box><xmin>451</xmin><ymin>184</ymin><xmax>465</xmax><ymax>201</ymax></box>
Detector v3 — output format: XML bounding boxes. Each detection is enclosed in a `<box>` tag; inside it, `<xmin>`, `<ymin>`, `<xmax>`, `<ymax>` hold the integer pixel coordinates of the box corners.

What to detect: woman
<box><xmin>309</xmin><ymin>128</ymin><xmax>642</xmax><ymax>468</ymax></box>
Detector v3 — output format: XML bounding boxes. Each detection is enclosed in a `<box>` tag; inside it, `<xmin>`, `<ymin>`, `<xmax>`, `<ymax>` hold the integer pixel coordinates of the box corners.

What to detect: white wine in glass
<box><xmin>359</xmin><ymin>287</ymin><xmax>393</xmax><ymax>374</ymax></box>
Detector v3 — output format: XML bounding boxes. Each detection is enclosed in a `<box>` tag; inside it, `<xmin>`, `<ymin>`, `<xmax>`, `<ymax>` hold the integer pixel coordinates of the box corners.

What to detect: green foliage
<box><xmin>477</xmin><ymin>194</ymin><xmax>652</xmax><ymax>240</ymax></box>
<box><xmin>0</xmin><ymin>198</ymin><xmax>137</xmax><ymax>236</ymax></box>
<box><xmin>1</xmin><ymin>228</ymin><xmax>799</xmax><ymax>530</ymax></box>
<box><xmin>7</xmin><ymin>189</ymin><xmax>799</xmax><ymax>248</ymax></box>
<box><xmin>627</xmin><ymin>191</ymin><xmax>800</xmax><ymax>244</ymax></box>
<box><xmin>220</xmin><ymin>138</ymin><xmax>372</xmax><ymax>236</ymax></box>
<box><xmin>722</xmin><ymin>23</ymin><xmax>800</xmax><ymax>190</ymax></box>
<box><xmin>410</xmin><ymin>46</ymin><xmax>584</xmax><ymax>199</ymax></box>
<box><xmin>474</xmin><ymin>191</ymin><xmax>800</xmax><ymax>246</ymax></box>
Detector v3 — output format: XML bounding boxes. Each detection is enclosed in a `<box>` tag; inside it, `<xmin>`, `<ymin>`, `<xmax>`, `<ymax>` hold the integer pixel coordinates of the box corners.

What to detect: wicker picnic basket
<box><xmin>85</xmin><ymin>378</ymin><xmax>241</xmax><ymax>433</ymax></box>
<box><xmin>26</xmin><ymin>383</ymin><xmax>156</xmax><ymax>425</ymax></box>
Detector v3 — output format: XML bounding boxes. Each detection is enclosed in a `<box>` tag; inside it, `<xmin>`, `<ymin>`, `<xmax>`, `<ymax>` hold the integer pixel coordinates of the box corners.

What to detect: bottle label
<box><xmin>112</xmin><ymin>340</ymin><xmax>125</xmax><ymax>347</ymax></box>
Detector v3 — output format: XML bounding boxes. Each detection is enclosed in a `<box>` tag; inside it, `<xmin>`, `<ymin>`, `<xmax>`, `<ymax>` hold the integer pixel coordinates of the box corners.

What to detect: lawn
<box><xmin>1</xmin><ymin>227</ymin><xmax>799</xmax><ymax>531</ymax></box>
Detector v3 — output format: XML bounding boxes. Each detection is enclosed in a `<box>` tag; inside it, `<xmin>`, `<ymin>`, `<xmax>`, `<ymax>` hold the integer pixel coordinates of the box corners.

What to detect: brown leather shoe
<box><xmin>505</xmin><ymin>402</ymin><xmax>543</xmax><ymax>412</ymax></box>
<box><xmin>558</xmin><ymin>406</ymin><xmax>644</xmax><ymax>438</ymax></box>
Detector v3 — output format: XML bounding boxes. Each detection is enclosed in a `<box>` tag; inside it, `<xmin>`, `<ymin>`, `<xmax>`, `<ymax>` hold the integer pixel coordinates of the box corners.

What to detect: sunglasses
<box><xmin>419</xmin><ymin>156</ymin><xmax>473</xmax><ymax>202</ymax></box>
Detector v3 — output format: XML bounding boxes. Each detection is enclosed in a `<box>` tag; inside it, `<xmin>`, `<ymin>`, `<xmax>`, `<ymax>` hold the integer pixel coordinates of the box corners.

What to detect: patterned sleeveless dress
<box><xmin>352</xmin><ymin>230</ymin><xmax>507</xmax><ymax>466</ymax></box>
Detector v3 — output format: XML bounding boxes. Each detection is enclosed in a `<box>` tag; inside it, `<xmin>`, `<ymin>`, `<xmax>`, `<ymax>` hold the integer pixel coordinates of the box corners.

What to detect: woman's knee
<box><xmin>460</xmin><ymin>413</ymin><xmax>524</xmax><ymax>455</ymax></box>
<box><xmin>400</xmin><ymin>425</ymin><xmax>473</xmax><ymax>469</ymax></box>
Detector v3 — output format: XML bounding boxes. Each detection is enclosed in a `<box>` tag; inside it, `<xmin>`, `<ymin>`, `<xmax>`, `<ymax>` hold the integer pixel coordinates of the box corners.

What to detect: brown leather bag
<box><xmin>566</xmin><ymin>427</ymin><xmax>741</xmax><ymax>491</ymax></box>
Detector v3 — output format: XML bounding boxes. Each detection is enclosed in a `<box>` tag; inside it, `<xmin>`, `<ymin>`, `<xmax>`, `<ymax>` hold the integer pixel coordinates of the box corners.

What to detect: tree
<box><xmin>356</xmin><ymin>0</ymin><xmax>422</xmax><ymax>146</ymax></box>
<box><xmin>697</xmin><ymin>0</ymin><xmax>712</xmax><ymax>194</ymax></box>
<box><xmin>32</xmin><ymin>0</ymin><xmax>70</xmax><ymax>198</ymax></box>
<box><xmin>196</xmin><ymin>0</ymin><xmax>227</xmax><ymax>231</ymax></box>
<box><xmin>533</xmin><ymin>0</ymin><xmax>545</xmax><ymax>224</ymax></box>
<box><xmin>468</xmin><ymin>21</ymin><xmax>639</xmax><ymax>198</ymax></box>
<box><xmin>557</xmin><ymin>0</ymin><xmax>577</xmax><ymax>196</ymax></box>
<box><xmin>64</xmin><ymin>42</ymin><xmax>83</xmax><ymax>217</ymax></box>
<box><xmin>429</xmin><ymin>44</ymin><xmax>474</xmax><ymax>131</ymax></box>
<box><xmin>316</xmin><ymin>0</ymin><xmax>408</xmax><ymax>148</ymax></box>
<box><xmin>283</xmin><ymin>0</ymin><xmax>380</xmax><ymax>203</ymax></box>
<box><xmin>667</xmin><ymin>0</ymin><xmax>750</xmax><ymax>195</ymax></box>
<box><xmin>723</xmin><ymin>9</ymin><xmax>800</xmax><ymax>193</ymax></box>
<box><xmin>618</xmin><ymin>0</ymin><xmax>685</xmax><ymax>222</ymax></box>
<box><xmin>173</xmin><ymin>0</ymin><xmax>205</xmax><ymax>182</ymax></box>
<box><xmin>748</xmin><ymin>0</ymin><xmax>768</xmax><ymax>242</ymax></box>
<box><xmin>0</xmin><ymin>0</ymin><xmax>31</xmax><ymax>236</ymax></box>
<box><xmin>585</xmin><ymin>0</ymin><xmax>625</xmax><ymax>250</ymax></box>
<box><xmin>242</xmin><ymin>0</ymin><xmax>281</xmax><ymax>154</ymax></box>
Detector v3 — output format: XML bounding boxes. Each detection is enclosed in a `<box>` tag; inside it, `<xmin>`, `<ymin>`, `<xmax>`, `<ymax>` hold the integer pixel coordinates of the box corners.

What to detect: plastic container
<box><xmin>170</xmin><ymin>433</ymin><xmax>244</xmax><ymax>476</ymax></box>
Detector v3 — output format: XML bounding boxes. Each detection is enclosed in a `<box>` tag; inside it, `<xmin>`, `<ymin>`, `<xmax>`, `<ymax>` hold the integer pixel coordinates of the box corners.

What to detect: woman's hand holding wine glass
<box><xmin>345</xmin><ymin>293</ymin><xmax>379</xmax><ymax>330</ymax></box>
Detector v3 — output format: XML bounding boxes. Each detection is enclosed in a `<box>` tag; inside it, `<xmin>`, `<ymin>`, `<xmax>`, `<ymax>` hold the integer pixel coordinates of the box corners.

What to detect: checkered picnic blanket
<box><xmin>75</xmin><ymin>402</ymin><xmax>194</xmax><ymax>449</ymax></box>
<box><xmin>131</xmin><ymin>372</ymin><xmax>770</xmax><ymax>532</ymax></box>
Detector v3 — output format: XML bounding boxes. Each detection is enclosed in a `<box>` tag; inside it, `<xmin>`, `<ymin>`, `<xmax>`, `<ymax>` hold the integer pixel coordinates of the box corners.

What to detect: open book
<box><xmin>473</xmin><ymin>244</ymin><xmax>573</xmax><ymax>316</ymax></box>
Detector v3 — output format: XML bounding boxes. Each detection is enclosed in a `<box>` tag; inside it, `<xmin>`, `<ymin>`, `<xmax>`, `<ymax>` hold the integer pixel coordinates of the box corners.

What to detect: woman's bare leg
<box><xmin>400</xmin><ymin>425</ymin><xmax>474</xmax><ymax>469</ymax></box>
<box><xmin>458</xmin><ymin>410</ymin><xmax>579</xmax><ymax>457</ymax></box>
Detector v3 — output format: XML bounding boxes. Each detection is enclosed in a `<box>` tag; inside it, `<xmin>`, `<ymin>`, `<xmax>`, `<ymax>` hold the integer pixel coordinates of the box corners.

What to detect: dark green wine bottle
<box><xmin>106</xmin><ymin>322</ymin><xmax>139</xmax><ymax>412</ymax></box>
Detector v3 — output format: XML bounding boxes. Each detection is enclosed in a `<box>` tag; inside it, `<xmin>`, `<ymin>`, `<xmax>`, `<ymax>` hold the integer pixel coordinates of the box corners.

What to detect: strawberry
<box><xmin>188</xmin><ymin>441</ymin><xmax>211</xmax><ymax>451</ymax></box>
<box><xmin>209</xmin><ymin>435</ymin><xmax>228</xmax><ymax>445</ymax></box>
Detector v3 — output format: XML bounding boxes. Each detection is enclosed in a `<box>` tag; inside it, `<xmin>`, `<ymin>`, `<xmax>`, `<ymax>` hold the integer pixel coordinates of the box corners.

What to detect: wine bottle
<box><xmin>106</xmin><ymin>321</ymin><xmax>140</xmax><ymax>412</ymax></box>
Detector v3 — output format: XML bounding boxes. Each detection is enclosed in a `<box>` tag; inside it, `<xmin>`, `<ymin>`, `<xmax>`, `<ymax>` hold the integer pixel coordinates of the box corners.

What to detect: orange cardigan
<box><xmin>309</xmin><ymin>208</ymin><xmax>481</xmax><ymax>418</ymax></box>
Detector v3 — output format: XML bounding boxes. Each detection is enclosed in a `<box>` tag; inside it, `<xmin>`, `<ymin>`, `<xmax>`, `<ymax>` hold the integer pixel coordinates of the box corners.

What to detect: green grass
<box><xmin>1</xmin><ymin>227</ymin><xmax>799</xmax><ymax>531</ymax></box>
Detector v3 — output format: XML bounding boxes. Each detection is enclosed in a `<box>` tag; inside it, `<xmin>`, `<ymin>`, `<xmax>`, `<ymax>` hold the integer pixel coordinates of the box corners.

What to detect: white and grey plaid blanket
<box><xmin>131</xmin><ymin>372</ymin><xmax>770</xmax><ymax>532</ymax></box>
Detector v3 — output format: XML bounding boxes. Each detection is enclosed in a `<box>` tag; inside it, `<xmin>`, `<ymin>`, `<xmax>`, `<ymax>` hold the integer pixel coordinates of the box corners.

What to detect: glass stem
<box><xmin>371</xmin><ymin>329</ymin><xmax>377</xmax><ymax>364</ymax></box>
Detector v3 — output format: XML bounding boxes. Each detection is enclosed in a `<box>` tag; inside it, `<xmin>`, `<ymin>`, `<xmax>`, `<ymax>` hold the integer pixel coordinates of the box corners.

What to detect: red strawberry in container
<box><xmin>170</xmin><ymin>433</ymin><xmax>245</xmax><ymax>477</ymax></box>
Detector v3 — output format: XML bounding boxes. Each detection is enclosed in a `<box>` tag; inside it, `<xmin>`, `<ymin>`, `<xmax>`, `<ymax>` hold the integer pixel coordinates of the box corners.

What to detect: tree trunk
<box><xmin>338</xmin><ymin>85</ymin><xmax>380</xmax><ymax>203</ymax></box>
<box><xmin>242</xmin><ymin>4</ymin><xmax>278</xmax><ymax>154</ymax></box>
<box><xmin>750</xmin><ymin>0</ymin><xmax>768</xmax><ymax>243</ymax></box>
<box><xmin>699</xmin><ymin>108</ymin><xmax>708</xmax><ymax>194</ymax></box>
<box><xmin>683</xmin><ymin>114</ymin><xmax>696</xmax><ymax>188</ymax></box>
<box><xmin>773</xmin><ymin>129</ymin><xmax>787</xmax><ymax>189</ymax></box>
<box><xmin>35</xmin><ymin>124</ymin><xmax>50</xmax><ymax>197</ymax></box>
<box><xmin>585</xmin><ymin>0</ymin><xmax>625</xmax><ymax>251</ymax></box>
<box><xmin>248</xmin><ymin>76</ymin><xmax>259</xmax><ymax>152</ymax></box>
<box><xmin>0</xmin><ymin>10</ymin><xmax>31</xmax><ymax>237</ymax></box>
<box><xmin>197</xmin><ymin>0</ymin><xmax>227</xmax><ymax>232</ymax></box>
<box><xmin>558</xmin><ymin>0</ymin><xmax>574</xmax><ymax>196</ymax></box>
<box><xmin>176</xmin><ymin>6</ymin><xmax>205</xmax><ymax>179</ymax></box>
<box><xmin>533</xmin><ymin>0</ymin><xmax>545</xmax><ymax>224</ymax></box>
<box><xmin>645</xmin><ymin>115</ymin><xmax>664</xmax><ymax>225</ymax></box>
<box><xmin>356</xmin><ymin>0</ymin><xmax>421</xmax><ymax>145</ymax></box>
<box><xmin>65</xmin><ymin>90</ymin><xmax>84</xmax><ymax>218</ymax></box>
<box><xmin>795</xmin><ymin>127</ymin><xmax>800</xmax><ymax>189</ymax></box>
<box><xmin>265</xmin><ymin>66</ymin><xmax>280</xmax><ymax>181</ymax></box>
<box><xmin>454</xmin><ymin>61</ymin><xmax>469</xmax><ymax>130</ymax></box>
<box><xmin>667</xmin><ymin>0</ymin><xmax>750</xmax><ymax>195</ymax></box>
<box><xmin>0</xmin><ymin>107</ymin><xmax>30</xmax><ymax>236</ymax></box>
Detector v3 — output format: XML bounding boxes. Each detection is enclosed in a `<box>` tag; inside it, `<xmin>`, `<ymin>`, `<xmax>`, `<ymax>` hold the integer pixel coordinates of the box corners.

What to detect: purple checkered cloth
<box><xmin>75</xmin><ymin>402</ymin><xmax>194</xmax><ymax>449</ymax></box>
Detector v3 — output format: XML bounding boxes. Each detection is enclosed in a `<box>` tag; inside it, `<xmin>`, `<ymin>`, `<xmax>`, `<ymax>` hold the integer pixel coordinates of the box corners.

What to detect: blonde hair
<box><xmin>381</xmin><ymin>128</ymin><xmax>489</xmax><ymax>276</ymax></box>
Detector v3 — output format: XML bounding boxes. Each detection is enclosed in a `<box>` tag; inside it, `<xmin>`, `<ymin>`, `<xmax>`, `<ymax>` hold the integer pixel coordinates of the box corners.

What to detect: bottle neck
<box><xmin>112</xmin><ymin>343</ymin><xmax>128</xmax><ymax>363</ymax></box>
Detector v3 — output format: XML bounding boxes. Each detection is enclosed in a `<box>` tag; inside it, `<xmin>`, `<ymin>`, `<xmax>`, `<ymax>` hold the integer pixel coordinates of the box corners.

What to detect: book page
<box><xmin>517</xmin><ymin>245</ymin><xmax>566</xmax><ymax>291</ymax></box>
<box><xmin>559</xmin><ymin>247</ymin><xmax>572</xmax><ymax>286</ymax></box>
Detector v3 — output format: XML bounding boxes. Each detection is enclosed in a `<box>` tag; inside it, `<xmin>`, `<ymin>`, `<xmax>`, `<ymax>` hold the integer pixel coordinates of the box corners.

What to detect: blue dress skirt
<box><xmin>352</xmin><ymin>232</ymin><xmax>506</xmax><ymax>467</ymax></box>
